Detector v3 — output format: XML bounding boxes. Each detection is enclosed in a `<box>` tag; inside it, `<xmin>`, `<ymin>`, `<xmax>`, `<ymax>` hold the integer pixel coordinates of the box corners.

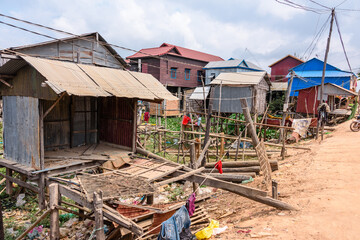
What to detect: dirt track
<box><xmin>205</xmin><ymin>120</ymin><xmax>360</xmax><ymax>239</ymax></box>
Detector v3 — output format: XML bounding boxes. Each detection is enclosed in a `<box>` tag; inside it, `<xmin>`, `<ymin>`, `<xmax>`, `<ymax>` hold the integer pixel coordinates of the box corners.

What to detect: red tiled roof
<box><xmin>127</xmin><ymin>43</ymin><xmax>223</xmax><ymax>62</ymax></box>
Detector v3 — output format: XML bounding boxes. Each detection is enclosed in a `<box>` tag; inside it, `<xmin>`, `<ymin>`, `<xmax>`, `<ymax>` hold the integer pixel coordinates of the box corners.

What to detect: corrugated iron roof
<box><xmin>204</xmin><ymin>59</ymin><xmax>263</xmax><ymax>71</ymax></box>
<box><xmin>268</xmin><ymin>55</ymin><xmax>304</xmax><ymax>67</ymax></box>
<box><xmin>78</xmin><ymin>64</ymin><xmax>158</xmax><ymax>100</ymax></box>
<box><xmin>189</xmin><ymin>86</ymin><xmax>211</xmax><ymax>100</ymax></box>
<box><xmin>1</xmin><ymin>56</ymin><xmax>177</xmax><ymax>101</ymax></box>
<box><xmin>23</xmin><ymin>56</ymin><xmax>110</xmax><ymax>97</ymax></box>
<box><xmin>271</xmin><ymin>82</ymin><xmax>288</xmax><ymax>91</ymax></box>
<box><xmin>128</xmin><ymin>71</ymin><xmax>178</xmax><ymax>101</ymax></box>
<box><xmin>210</xmin><ymin>72</ymin><xmax>268</xmax><ymax>86</ymax></box>
<box><xmin>127</xmin><ymin>43</ymin><xmax>223</xmax><ymax>62</ymax></box>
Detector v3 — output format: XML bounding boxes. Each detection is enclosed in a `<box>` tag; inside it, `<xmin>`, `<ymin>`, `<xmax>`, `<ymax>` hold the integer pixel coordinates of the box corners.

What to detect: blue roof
<box><xmin>287</xmin><ymin>58</ymin><xmax>355</xmax><ymax>96</ymax></box>
<box><xmin>292</xmin><ymin>70</ymin><xmax>353</xmax><ymax>78</ymax></box>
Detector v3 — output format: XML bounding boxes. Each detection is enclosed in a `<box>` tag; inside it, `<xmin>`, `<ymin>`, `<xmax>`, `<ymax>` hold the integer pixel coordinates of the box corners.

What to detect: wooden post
<box><xmin>146</xmin><ymin>194</ymin><xmax>154</xmax><ymax>205</ymax></box>
<box><xmin>38</xmin><ymin>173</ymin><xmax>46</xmax><ymax>210</ymax></box>
<box><xmin>49</xmin><ymin>183</ymin><xmax>60</xmax><ymax>240</ymax></box>
<box><xmin>220</xmin><ymin>132</ymin><xmax>225</xmax><ymax>157</ymax></box>
<box><xmin>242</xmin><ymin>128</ymin><xmax>247</xmax><ymax>161</ymax></box>
<box><xmin>272</xmin><ymin>180</ymin><xmax>278</xmax><ymax>200</ymax></box>
<box><xmin>163</xmin><ymin>100</ymin><xmax>167</xmax><ymax>157</ymax></box>
<box><xmin>190</xmin><ymin>144</ymin><xmax>199</xmax><ymax>194</ymax></box>
<box><xmin>93</xmin><ymin>191</ymin><xmax>105</xmax><ymax>240</ymax></box>
<box><xmin>0</xmin><ymin>200</ymin><xmax>3</xmax><ymax>240</ymax></box>
<box><xmin>235</xmin><ymin>137</ymin><xmax>240</xmax><ymax>161</ymax></box>
<box><xmin>5</xmin><ymin>168</ymin><xmax>13</xmax><ymax>195</ymax></box>
<box><xmin>132</xmin><ymin>100</ymin><xmax>138</xmax><ymax>153</ymax></box>
<box><xmin>281</xmin><ymin>129</ymin><xmax>287</xmax><ymax>160</ymax></box>
<box><xmin>202</xmin><ymin>87</ymin><xmax>214</xmax><ymax>166</ymax></box>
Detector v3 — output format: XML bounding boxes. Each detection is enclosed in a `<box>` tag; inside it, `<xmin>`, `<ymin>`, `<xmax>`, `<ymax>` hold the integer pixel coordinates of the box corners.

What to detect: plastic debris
<box><xmin>16</xmin><ymin>193</ymin><xmax>26</xmax><ymax>207</ymax></box>
<box><xmin>213</xmin><ymin>225</ymin><xmax>228</xmax><ymax>235</ymax></box>
<box><xmin>195</xmin><ymin>219</ymin><xmax>219</xmax><ymax>239</ymax></box>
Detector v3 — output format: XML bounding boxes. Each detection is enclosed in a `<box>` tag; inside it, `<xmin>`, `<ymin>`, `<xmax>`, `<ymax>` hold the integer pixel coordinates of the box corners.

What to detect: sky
<box><xmin>0</xmin><ymin>0</ymin><xmax>359</xmax><ymax>73</ymax></box>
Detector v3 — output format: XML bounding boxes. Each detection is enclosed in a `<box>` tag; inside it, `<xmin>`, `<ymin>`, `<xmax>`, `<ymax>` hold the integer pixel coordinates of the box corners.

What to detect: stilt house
<box><xmin>0</xmin><ymin>56</ymin><xmax>176</xmax><ymax>207</ymax></box>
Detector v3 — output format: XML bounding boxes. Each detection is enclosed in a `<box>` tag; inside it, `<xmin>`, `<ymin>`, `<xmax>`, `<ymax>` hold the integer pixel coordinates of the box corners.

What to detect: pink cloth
<box><xmin>186</xmin><ymin>193</ymin><xmax>196</xmax><ymax>217</ymax></box>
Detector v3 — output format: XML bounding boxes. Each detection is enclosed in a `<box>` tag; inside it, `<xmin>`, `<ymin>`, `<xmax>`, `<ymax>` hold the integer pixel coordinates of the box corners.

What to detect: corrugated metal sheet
<box><xmin>23</xmin><ymin>56</ymin><xmax>110</xmax><ymax>97</ymax></box>
<box><xmin>189</xmin><ymin>86</ymin><xmax>211</xmax><ymax>100</ymax></box>
<box><xmin>99</xmin><ymin>97</ymin><xmax>134</xmax><ymax>148</ymax></box>
<box><xmin>0</xmin><ymin>59</ymin><xmax>27</xmax><ymax>75</ymax></box>
<box><xmin>212</xmin><ymin>86</ymin><xmax>253</xmax><ymax>114</ymax></box>
<box><xmin>78</xmin><ymin>64</ymin><xmax>158</xmax><ymax>100</ymax></box>
<box><xmin>292</xmin><ymin>70</ymin><xmax>353</xmax><ymax>78</ymax></box>
<box><xmin>3</xmin><ymin>96</ymin><xmax>40</xmax><ymax>168</ymax></box>
<box><xmin>129</xmin><ymin>71</ymin><xmax>178</xmax><ymax>101</ymax></box>
<box><xmin>204</xmin><ymin>59</ymin><xmax>262</xmax><ymax>70</ymax></box>
<box><xmin>271</xmin><ymin>82</ymin><xmax>288</xmax><ymax>91</ymax></box>
<box><xmin>211</xmin><ymin>72</ymin><xmax>267</xmax><ymax>86</ymax></box>
<box><xmin>0</xmin><ymin>56</ymin><xmax>177</xmax><ymax>102</ymax></box>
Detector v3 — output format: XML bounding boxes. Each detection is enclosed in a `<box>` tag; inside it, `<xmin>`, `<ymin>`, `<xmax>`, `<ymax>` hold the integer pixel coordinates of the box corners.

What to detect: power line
<box><xmin>334</xmin><ymin>12</ymin><xmax>352</xmax><ymax>74</ymax></box>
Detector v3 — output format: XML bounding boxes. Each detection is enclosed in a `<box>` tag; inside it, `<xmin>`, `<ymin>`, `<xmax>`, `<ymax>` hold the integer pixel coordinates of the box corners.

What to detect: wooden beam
<box><xmin>93</xmin><ymin>191</ymin><xmax>105</xmax><ymax>240</ymax></box>
<box><xmin>5</xmin><ymin>169</ymin><xmax>13</xmax><ymax>195</ymax></box>
<box><xmin>0</xmin><ymin>78</ymin><xmax>13</xmax><ymax>88</ymax></box>
<box><xmin>172</xmin><ymin>170</ymin><xmax>296</xmax><ymax>210</ymax></box>
<box><xmin>44</xmin><ymin>92</ymin><xmax>66</xmax><ymax>119</ymax></box>
<box><xmin>0</xmin><ymin>172</ymin><xmax>39</xmax><ymax>193</ymax></box>
<box><xmin>155</xmin><ymin>167</ymin><xmax>205</xmax><ymax>187</ymax></box>
<box><xmin>147</xmin><ymin>165</ymin><xmax>183</xmax><ymax>182</ymax></box>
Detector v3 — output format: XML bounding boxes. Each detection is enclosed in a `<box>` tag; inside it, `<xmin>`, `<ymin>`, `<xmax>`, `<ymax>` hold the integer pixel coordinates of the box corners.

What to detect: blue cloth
<box><xmin>158</xmin><ymin>206</ymin><xmax>191</xmax><ymax>240</ymax></box>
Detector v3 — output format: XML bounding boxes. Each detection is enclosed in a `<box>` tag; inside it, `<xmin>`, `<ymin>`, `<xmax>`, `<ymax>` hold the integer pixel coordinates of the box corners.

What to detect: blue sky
<box><xmin>0</xmin><ymin>0</ymin><xmax>359</xmax><ymax>73</ymax></box>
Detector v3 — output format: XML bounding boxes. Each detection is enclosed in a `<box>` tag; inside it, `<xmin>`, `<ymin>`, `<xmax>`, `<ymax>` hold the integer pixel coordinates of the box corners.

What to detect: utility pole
<box><xmin>317</xmin><ymin>8</ymin><xmax>335</xmax><ymax>139</ymax></box>
<box><xmin>279</xmin><ymin>70</ymin><xmax>294</xmax><ymax>142</ymax></box>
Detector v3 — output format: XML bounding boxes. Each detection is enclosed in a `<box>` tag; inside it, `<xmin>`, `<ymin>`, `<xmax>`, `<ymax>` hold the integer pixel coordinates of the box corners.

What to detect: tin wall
<box><xmin>3</xmin><ymin>96</ymin><xmax>40</xmax><ymax>168</ymax></box>
<box><xmin>99</xmin><ymin>97</ymin><xmax>134</xmax><ymax>148</ymax></box>
<box><xmin>212</xmin><ymin>86</ymin><xmax>253</xmax><ymax>114</ymax></box>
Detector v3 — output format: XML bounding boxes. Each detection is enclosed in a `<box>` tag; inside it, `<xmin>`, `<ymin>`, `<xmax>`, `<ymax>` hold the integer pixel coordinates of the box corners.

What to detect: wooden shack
<box><xmin>210</xmin><ymin>71</ymin><xmax>271</xmax><ymax>114</ymax></box>
<box><xmin>0</xmin><ymin>56</ymin><xmax>177</xmax><ymax>208</ymax></box>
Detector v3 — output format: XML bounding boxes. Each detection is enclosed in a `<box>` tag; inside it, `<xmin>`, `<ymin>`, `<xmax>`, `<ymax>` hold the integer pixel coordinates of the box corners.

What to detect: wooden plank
<box><xmin>171</xmin><ymin>170</ymin><xmax>295</xmax><ymax>210</ymax></box>
<box><xmin>0</xmin><ymin>78</ymin><xmax>13</xmax><ymax>88</ymax></box>
<box><xmin>0</xmin><ymin>172</ymin><xmax>39</xmax><ymax>193</ymax></box>
<box><xmin>0</xmin><ymin>159</ymin><xmax>35</xmax><ymax>176</ymax></box>
<box><xmin>202</xmin><ymin>166</ymin><xmax>260</xmax><ymax>173</ymax></box>
<box><xmin>147</xmin><ymin>165</ymin><xmax>183</xmax><ymax>182</ymax></box>
<box><xmin>32</xmin><ymin>160</ymin><xmax>99</xmax><ymax>174</ymax></box>
<box><xmin>133</xmin><ymin>162</ymin><xmax>168</xmax><ymax>176</ymax></box>
<box><xmin>154</xmin><ymin>167</ymin><xmax>205</xmax><ymax>187</ymax></box>
<box><xmin>58</xmin><ymin>185</ymin><xmax>143</xmax><ymax>236</ymax></box>
<box><xmin>205</xmin><ymin>160</ymin><xmax>278</xmax><ymax>169</ymax></box>
<box><xmin>38</xmin><ymin>173</ymin><xmax>46</xmax><ymax>210</ymax></box>
<box><xmin>49</xmin><ymin>183</ymin><xmax>60</xmax><ymax>240</ymax></box>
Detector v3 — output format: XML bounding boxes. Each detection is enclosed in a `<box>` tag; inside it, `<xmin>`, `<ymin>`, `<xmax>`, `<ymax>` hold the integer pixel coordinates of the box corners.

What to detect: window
<box><xmin>185</xmin><ymin>68</ymin><xmax>191</xmax><ymax>80</ymax></box>
<box><xmin>197</xmin><ymin>70</ymin><xmax>203</xmax><ymax>83</ymax></box>
<box><xmin>170</xmin><ymin>68</ymin><xmax>177</xmax><ymax>79</ymax></box>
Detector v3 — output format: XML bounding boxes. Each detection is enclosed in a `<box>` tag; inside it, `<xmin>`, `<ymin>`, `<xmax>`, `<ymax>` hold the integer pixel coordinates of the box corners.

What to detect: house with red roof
<box><xmin>127</xmin><ymin>43</ymin><xmax>223</xmax><ymax>94</ymax></box>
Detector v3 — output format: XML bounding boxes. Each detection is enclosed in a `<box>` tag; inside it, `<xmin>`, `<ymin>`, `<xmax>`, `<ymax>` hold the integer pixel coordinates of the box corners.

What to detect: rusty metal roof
<box><xmin>1</xmin><ymin>56</ymin><xmax>177</xmax><ymax>101</ymax></box>
<box><xmin>23</xmin><ymin>56</ymin><xmax>110</xmax><ymax>97</ymax></box>
<box><xmin>78</xmin><ymin>64</ymin><xmax>158</xmax><ymax>100</ymax></box>
<box><xmin>128</xmin><ymin>71</ymin><xmax>178</xmax><ymax>101</ymax></box>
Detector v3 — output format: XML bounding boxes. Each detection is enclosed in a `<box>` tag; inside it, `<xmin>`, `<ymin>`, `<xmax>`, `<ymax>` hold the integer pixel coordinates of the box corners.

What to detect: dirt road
<box><xmin>205</xmin><ymin>120</ymin><xmax>360</xmax><ymax>239</ymax></box>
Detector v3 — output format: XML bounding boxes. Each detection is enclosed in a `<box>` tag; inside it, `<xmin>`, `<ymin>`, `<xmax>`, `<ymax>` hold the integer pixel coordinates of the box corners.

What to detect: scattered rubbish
<box><xmin>6</xmin><ymin>228</ymin><xmax>18</xmax><ymax>236</ymax></box>
<box><xmin>195</xmin><ymin>219</ymin><xmax>219</xmax><ymax>239</ymax></box>
<box><xmin>241</xmin><ymin>176</ymin><xmax>254</xmax><ymax>184</ymax></box>
<box><xmin>237</xmin><ymin>229</ymin><xmax>251</xmax><ymax>234</ymax></box>
<box><xmin>62</xmin><ymin>217</ymin><xmax>78</xmax><ymax>228</ymax></box>
<box><xmin>16</xmin><ymin>193</ymin><xmax>26</xmax><ymax>207</ymax></box>
<box><xmin>213</xmin><ymin>225</ymin><xmax>228</xmax><ymax>235</ymax></box>
<box><xmin>278</xmin><ymin>212</ymin><xmax>286</xmax><ymax>216</ymax></box>
<box><xmin>250</xmin><ymin>232</ymin><xmax>275</xmax><ymax>238</ymax></box>
<box><xmin>27</xmin><ymin>225</ymin><xmax>43</xmax><ymax>240</ymax></box>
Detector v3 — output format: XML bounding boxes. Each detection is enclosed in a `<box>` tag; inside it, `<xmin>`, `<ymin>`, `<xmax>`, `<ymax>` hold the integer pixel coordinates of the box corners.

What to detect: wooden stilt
<box><xmin>190</xmin><ymin>144</ymin><xmax>199</xmax><ymax>195</ymax></box>
<box><xmin>49</xmin><ymin>183</ymin><xmax>60</xmax><ymax>240</ymax></box>
<box><xmin>38</xmin><ymin>173</ymin><xmax>46</xmax><ymax>210</ymax></box>
<box><xmin>5</xmin><ymin>168</ymin><xmax>13</xmax><ymax>195</ymax></box>
<box><xmin>93</xmin><ymin>191</ymin><xmax>105</xmax><ymax>240</ymax></box>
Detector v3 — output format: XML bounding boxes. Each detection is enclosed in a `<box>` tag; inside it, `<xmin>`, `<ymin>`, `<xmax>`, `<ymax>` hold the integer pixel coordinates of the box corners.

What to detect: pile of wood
<box><xmin>203</xmin><ymin>160</ymin><xmax>278</xmax><ymax>183</ymax></box>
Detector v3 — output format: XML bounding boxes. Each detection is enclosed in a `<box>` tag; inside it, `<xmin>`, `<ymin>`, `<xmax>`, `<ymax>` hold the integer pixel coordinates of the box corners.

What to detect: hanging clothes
<box><xmin>185</xmin><ymin>193</ymin><xmax>196</xmax><ymax>217</ymax></box>
<box><xmin>182</xmin><ymin>115</ymin><xmax>191</xmax><ymax>125</ymax></box>
<box><xmin>144</xmin><ymin>112</ymin><xmax>150</xmax><ymax>123</ymax></box>
<box><xmin>158</xmin><ymin>206</ymin><xmax>191</xmax><ymax>240</ymax></box>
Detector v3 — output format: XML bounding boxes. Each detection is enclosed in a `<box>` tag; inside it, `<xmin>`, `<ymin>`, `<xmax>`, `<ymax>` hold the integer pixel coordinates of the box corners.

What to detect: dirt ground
<box><xmin>204</xmin><ymin>120</ymin><xmax>360</xmax><ymax>240</ymax></box>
